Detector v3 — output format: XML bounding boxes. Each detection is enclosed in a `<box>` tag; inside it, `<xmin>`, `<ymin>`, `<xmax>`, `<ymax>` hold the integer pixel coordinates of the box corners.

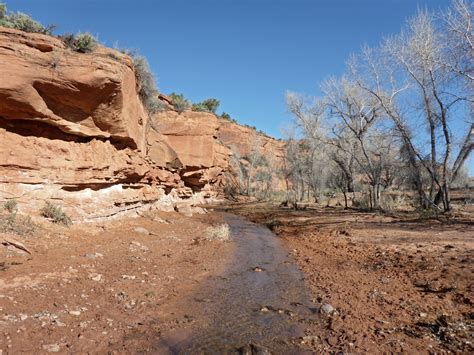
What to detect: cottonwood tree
<box><xmin>353</xmin><ymin>2</ymin><xmax>473</xmax><ymax>211</ymax></box>
<box><xmin>285</xmin><ymin>0</ymin><xmax>473</xmax><ymax>212</ymax></box>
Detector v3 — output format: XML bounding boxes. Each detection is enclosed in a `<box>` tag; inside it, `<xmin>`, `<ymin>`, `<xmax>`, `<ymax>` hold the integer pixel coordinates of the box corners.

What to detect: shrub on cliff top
<box><xmin>131</xmin><ymin>54</ymin><xmax>166</xmax><ymax>115</ymax></box>
<box><xmin>0</xmin><ymin>3</ymin><xmax>55</xmax><ymax>35</ymax></box>
<box><xmin>71</xmin><ymin>32</ymin><xmax>97</xmax><ymax>53</ymax></box>
<box><xmin>169</xmin><ymin>93</ymin><xmax>191</xmax><ymax>112</ymax></box>
<box><xmin>192</xmin><ymin>98</ymin><xmax>220</xmax><ymax>113</ymax></box>
<box><xmin>220</xmin><ymin>112</ymin><xmax>237</xmax><ymax>123</ymax></box>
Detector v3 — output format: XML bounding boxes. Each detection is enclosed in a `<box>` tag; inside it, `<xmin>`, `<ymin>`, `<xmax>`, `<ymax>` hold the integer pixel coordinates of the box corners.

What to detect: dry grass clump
<box><xmin>41</xmin><ymin>201</ymin><xmax>72</xmax><ymax>226</ymax></box>
<box><xmin>0</xmin><ymin>212</ymin><xmax>37</xmax><ymax>236</ymax></box>
<box><xmin>205</xmin><ymin>224</ymin><xmax>231</xmax><ymax>241</ymax></box>
<box><xmin>3</xmin><ymin>199</ymin><xmax>17</xmax><ymax>213</ymax></box>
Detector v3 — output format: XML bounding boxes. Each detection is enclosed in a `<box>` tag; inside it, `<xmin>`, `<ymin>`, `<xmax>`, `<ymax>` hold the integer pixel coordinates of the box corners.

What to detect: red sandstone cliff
<box><xmin>0</xmin><ymin>26</ymin><xmax>285</xmax><ymax>219</ymax></box>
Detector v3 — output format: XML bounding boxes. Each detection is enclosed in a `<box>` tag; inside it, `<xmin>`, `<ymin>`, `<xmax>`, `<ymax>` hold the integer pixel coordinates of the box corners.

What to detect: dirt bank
<box><xmin>0</xmin><ymin>210</ymin><xmax>232</xmax><ymax>353</ymax></box>
<box><xmin>228</xmin><ymin>203</ymin><xmax>473</xmax><ymax>353</ymax></box>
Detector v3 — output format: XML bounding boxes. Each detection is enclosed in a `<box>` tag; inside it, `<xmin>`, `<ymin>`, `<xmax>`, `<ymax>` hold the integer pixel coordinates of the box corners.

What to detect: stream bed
<box><xmin>154</xmin><ymin>213</ymin><xmax>320</xmax><ymax>353</ymax></box>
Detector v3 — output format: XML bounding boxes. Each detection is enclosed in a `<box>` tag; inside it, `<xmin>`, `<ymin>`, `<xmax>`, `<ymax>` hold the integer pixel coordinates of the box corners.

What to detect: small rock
<box><xmin>302</xmin><ymin>335</ymin><xmax>319</xmax><ymax>343</ymax></box>
<box><xmin>260</xmin><ymin>306</ymin><xmax>270</xmax><ymax>313</ymax></box>
<box><xmin>380</xmin><ymin>277</ymin><xmax>390</xmax><ymax>284</ymax></box>
<box><xmin>69</xmin><ymin>310</ymin><xmax>81</xmax><ymax>316</ymax></box>
<box><xmin>419</xmin><ymin>312</ymin><xmax>428</xmax><ymax>318</ymax></box>
<box><xmin>320</xmin><ymin>303</ymin><xmax>335</xmax><ymax>314</ymax></box>
<box><xmin>133</xmin><ymin>227</ymin><xmax>150</xmax><ymax>235</ymax></box>
<box><xmin>19</xmin><ymin>314</ymin><xmax>28</xmax><ymax>321</ymax></box>
<box><xmin>90</xmin><ymin>273</ymin><xmax>102</xmax><ymax>282</ymax></box>
<box><xmin>121</xmin><ymin>275</ymin><xmax>136</xmax><ymax>280</ymax></box>
<box><xmin>85</xmin><ymin>252</ymin><xmax>104</xmax><ymax>260</ymax></box>
<box><xmin>42</xmin><ymin>344</ymin><xmax>60</xmax><ymax>353</ymax></box>
<box><xmin>253</xmin><ymin>267</ymin><xmax>263</xmax><ymax>272</ymax></box>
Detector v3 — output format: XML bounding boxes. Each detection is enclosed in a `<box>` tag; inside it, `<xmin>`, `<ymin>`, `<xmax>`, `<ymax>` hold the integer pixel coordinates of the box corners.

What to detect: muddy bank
<box><xmin>0</xmin><ymin>210</ymin><xmax>233</xmax><ymax>353</ymax></box>
<box><xmin>1</xmin><ymin>208</ymin><xmax>322</xmax><ymax>353</ymax></box>
<box><xmin>227</xmin><ymin>203</ymin><xmax>474</xmax><ymax>353</ymax></box>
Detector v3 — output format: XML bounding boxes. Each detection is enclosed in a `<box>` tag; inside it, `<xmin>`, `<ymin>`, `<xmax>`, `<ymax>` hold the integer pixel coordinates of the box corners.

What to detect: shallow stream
<box><xmin>155</xmin><ymin>213</ymin><xmax>319</xmax><ymax>353</ymax></box>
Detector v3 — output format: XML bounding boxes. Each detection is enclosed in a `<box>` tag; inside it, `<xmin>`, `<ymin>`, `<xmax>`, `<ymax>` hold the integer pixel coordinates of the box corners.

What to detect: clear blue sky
<box><xmin>7</xmin><ymin>0</ymin><xmax>471</xmax><ymax>176</ymax></box>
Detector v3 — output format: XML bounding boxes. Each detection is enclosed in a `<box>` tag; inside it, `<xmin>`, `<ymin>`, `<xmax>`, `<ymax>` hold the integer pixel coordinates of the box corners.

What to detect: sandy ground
<box><xmin>229</xmin><ymin>203</ymin><xmax>473</xmax><ymax>353</ymax></box>
<box><xmin>0</xmin><ymin>209</ymin><xmax>232</xmax><ymax>353</ymax></box>
<box><xmin>1</xmin><ymin>201</ymin><xmax>473</xmax><ymax>354</ymax></box>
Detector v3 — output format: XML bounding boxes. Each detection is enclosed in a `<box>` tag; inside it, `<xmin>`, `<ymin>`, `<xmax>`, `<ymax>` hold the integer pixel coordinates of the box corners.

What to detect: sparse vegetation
<box><xmin>3</xmin><ymin>199</ymin><xmax>17</xmax><ymax>213</ymax></box>
<box><xmin>131</xmin><ymin>55</ymin><xmax>165</xmax><ymax>114</ymax></box>
<box><xmin>219</xmin><ymin>112</ymin><xmax>238</xmax><ymax>123</ymax></box>
<box><xmin>204</xmin><ymin>224</ymin><xmax>231</xmax><ymax>241</ymax></box>
<box><xmin>0</xmin><ymin>212</ymin><xmax>37</xmax><ymax>236</ymax></box>
<box><xmin>41</xmin><ymin>201</ymin><xmax>72</xmax><ymax>226</ymax></box>
<box><xmin>192</xmin><ymin>98</ymin><xmax>220</xmax><ymax>113</ymax></box>
<box><xmin>169</xmin><ymin>93</ymin><xmax>191</xmax><ymax>112</ymax></box>
<box><xmin>59</xmin><ymin>32</ymin><xmax>97</xmax><ymax>53</ymax></box>
<box><xmin>71</xmin><ymin>32</ymin><xmax>97</xmax><ymax>53</ymax></box>
<box><xmin>0</xmin><ymin>3</ymin><xmax>55</xmax><ymax>34</ymax></box>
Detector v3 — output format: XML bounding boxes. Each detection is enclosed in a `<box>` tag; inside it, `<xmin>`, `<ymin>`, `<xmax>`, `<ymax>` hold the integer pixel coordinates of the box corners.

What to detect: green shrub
<box><xmin>191</xmin><ymin>103</ymin><xmax>208</xmax><ymax>112</ymax></box>
<box><xmin>0</xmin><ymin>4</ymin><xmax>54</xmax><ymax>34</ymax></box>
<box><xmin>71</xmin><ymin>32</ymin><xmax>97</xmax><ymax>53</ymax></box>
<box><xmin>41</xmin><ymin>201</ymin><xmax>72</xmax><ymax>226</ymax></box>
<box><xmin>220</xmin><ymin>112</ymin><xmax>237</xmax><ymax>123</ymax></box>
<box><xmin>220</xmin><ymin>112</ymin><xmax>231</xmax><ymax>120</ymax></box>
<box><xmin>3</xmin><ymin>199</ymin><xmax>17</xmax><ymax>213</ymax></box>
<box><xmin>169</xmin><ymin>93</ymin><xmax>191</xmax><ymax>112</ymax></box>
<box><xmin>192</xmin><ymin>98</ymin><xmax>220</xmax><ymax>113</ymax></box>
<box><xmin>0</xmin><ymin>3</ymin><xmax>6</xmax><ymax>19</ymax></box>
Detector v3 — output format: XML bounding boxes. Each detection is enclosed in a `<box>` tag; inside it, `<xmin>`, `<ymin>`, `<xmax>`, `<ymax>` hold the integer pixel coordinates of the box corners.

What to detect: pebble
<box><xmin>302</xmin><ymin>335</ymin><xmax>319</xmax><ymax>343</ymax></box>
<box><xmin>19</xmin><ymin>314</ymin><xmax>28</xmax><ymax>321</ymax></box>
<box><xmin>85</xmin><ymin>252</ymin><xmax>104</xmax><ymax>260</ymax></box>
<box><xmin>42</xmin><ymin>344</ymin><xmax>60</xmax><ymax>353</ymax></box>
<box><xmin>69</xmin><ymin>310</ymin><xmax>81</xmax><ymax>316</ymax></box>
<box><xmin>133</xmin><ymin>227</ymin><xmax>150</xmax><ymax>235</ymax></box>
<box><xmin>320</xmin><ymin>303</ymin><xmax>335</xmax><ymax>314</ymax></box>
<box><xmin>90</xmin><ymin>274</ymin><xmax>102</xmax><ymax>282</ymax></box>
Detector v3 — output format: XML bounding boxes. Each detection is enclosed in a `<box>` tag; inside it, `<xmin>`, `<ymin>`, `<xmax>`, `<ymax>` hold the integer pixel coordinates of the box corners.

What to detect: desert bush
<box><xmin>0</xmin><ymin>3</ymin><xmax>6</xmax><ymax>18</ymax></box>
<box><xmin>3</xmin><ymin>199</ymin><xmax>17</xmax><ymax>213</ymax></box>
<box><xmin>169</xmin><ymin>93</ymin><xmax>191</xmax><ymax>112</ymax></box>
<box><xmin>205</xmin><ymin>224</ymin><xmax>231</xmax><ymax>241</ymax></box>
<box><xmin>192</xmin><ymin>98</ymin><xmax>220</xmax><ymax>113</ymax></box>
<box><xmin>0</xmin><ymin>4</ymin><xmax>54</xmax><ymax>34</ymax></box>
<box><xmin>41</xmin><ymin>201</ymin><xmax>72</xmax><ymax>226</ymax></box>
<box><xmin>265</xmin><ymin>218</ymin><xmax>282</xmax><ymax>231</ymax></box>
<box><xmin>71</xmin><ymin>32</ymin><xmax>97</xmax><ymax>53</ymax></box>
<box><xmin>220</xmin><ymin>112</ymin><xmax>238</xmax><ymax>123</ymax></box>
<box><xmin>0</xmin><ymin>212</ymin><xmax>37</xmax><ymax>236</ymax></box>
<box><xmin>352</xmin><ymin>193</ymin><xmax>371</xmax><ymax>211</ymax></box>
<box><xmin>130</xmin><ymin>55</ymin><xmax>164</xmax><ymax>114</ymax></box>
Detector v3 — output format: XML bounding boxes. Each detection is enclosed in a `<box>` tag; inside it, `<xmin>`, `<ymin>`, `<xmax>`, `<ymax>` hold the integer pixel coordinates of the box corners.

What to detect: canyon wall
<box><xmin>0</xmin><ymin>27</ymin><xmax>285</xmax><ymax>219</ymax></box>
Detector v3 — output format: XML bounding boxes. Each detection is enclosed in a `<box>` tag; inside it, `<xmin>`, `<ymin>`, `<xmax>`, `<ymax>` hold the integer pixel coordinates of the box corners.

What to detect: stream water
<box><xmin>154</xmin><ymin>214</ymin><xmax>319</xmax><ymax>353</ymax></box>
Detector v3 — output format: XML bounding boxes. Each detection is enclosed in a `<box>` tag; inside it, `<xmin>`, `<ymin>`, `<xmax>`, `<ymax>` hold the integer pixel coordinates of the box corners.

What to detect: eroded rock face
<box><xmin>153</xmin><ymin>111</ymin><xmax>232</xmax><ymax>191</ymax></box>
<box><xmin>0</xmin><ymin>27</ymin><xmax>148</xmax><ymax>151</ymax></box>
<box><xmin>0</xmin><ymin>27</ymin><xmax>173</xmax><ymax>218</ymax></box>
<box><xmin>217</xmin><ymin>120</ymin><xmax>286</xmax><ymax>162</ymax></box>
<box><xmin>0</xmin><ymin>26</ymin><xmax>286</xmax><ymax>219</ymax></box>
